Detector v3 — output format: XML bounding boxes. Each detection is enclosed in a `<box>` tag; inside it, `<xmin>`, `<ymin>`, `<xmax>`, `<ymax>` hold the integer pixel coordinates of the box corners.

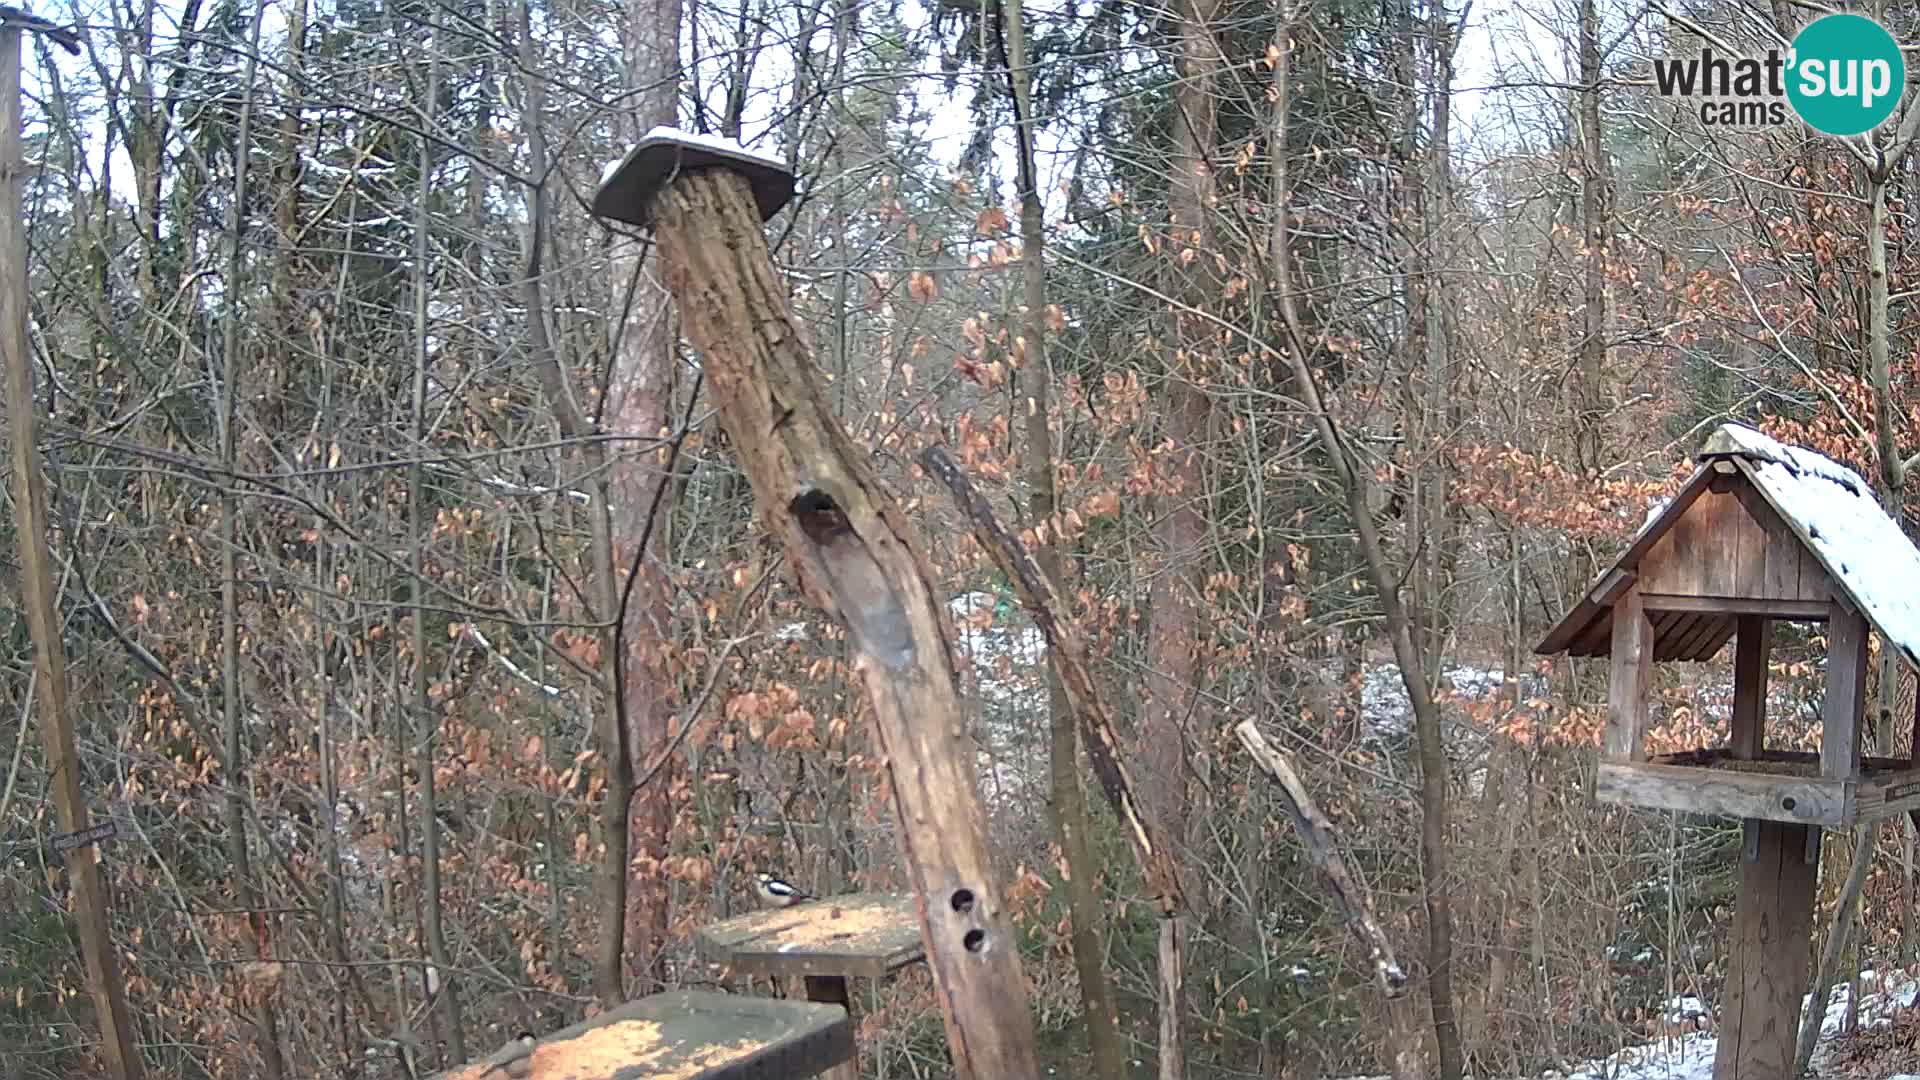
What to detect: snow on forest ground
<box><xmin>1340</xmin><ymin>970</ymin><xmax>1920</xmax><ymax>1080</ymax></box>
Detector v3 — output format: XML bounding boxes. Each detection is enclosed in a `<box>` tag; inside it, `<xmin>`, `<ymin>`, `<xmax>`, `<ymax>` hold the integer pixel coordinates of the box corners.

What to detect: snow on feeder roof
<box><xmin>592</xmin><ymin>126</ymin><xmax>794</xmax><ymax>228</ymax></box>
<box><xmin>1537</xmin><ymin>423</ymin><xmax>1920</xmax><ymax>672</ymax></box>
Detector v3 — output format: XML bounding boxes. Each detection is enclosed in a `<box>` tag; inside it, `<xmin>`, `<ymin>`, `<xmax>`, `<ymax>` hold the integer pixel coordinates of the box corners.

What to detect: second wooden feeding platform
<box><xmin>1538</xmin><ymin>423</ymin><xmax>1920</xmax><ymax>1080</ymax></box>
<box><xmin>698</xmin><ymin>893</ymin><xmax>926</xmax><ymax>1080</ymax></box>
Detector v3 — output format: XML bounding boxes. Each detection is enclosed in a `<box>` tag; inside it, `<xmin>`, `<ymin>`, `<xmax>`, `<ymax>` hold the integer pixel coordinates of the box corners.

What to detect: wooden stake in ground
<box><xmin>592</xmin><ymin>132</ymin><xmax>1042</xmax><ymax>1078</ymax></box>
<box><xmin>0</xmin><ymin>18</ymin><xmax>145</xmax><ymax>1080</ymax></box>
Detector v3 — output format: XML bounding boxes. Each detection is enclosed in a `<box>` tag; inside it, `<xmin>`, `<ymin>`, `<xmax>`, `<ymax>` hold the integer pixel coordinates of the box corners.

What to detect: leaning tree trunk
<box><xmin>1</xmin><ymin>25</ymin><xmax>145</xmax><ymax>1080</ymax></box>
<box><xmin>645</xmin><ymin>166</ymin><xmax>1044</xmax><ymax>1077</ymax></box>
<box><xmin>1270</xmin><ymin>18</ymin><xmax>1439</xmax><ymax>1074</ymax></box>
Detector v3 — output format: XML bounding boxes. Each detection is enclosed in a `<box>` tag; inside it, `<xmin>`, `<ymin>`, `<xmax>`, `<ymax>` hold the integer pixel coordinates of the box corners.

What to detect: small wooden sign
<box><xmin>50</xmin><ymin>820</ymin><xmax>117</xmax><ymax>853</ymax></box>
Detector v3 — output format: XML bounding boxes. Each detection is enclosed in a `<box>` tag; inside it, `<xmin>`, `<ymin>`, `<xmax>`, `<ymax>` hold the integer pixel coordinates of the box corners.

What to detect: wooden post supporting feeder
<box><xmin>592</xmin><ymin>130</ymin><xmax>1043</xmax><ymax>1077</ymax></box>
<box><xmin>1537</xmin><ymin>423</ymin><xmax>1920</xmax><ymax>1080</ymax></box>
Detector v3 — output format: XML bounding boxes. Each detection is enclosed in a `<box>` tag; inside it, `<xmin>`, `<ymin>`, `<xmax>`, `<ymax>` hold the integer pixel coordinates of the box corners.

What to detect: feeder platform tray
<box><xmin>697</xmin><ymin>893</ymin><xmax>923</xmax><ymax>980</ymax></box>
<box><xmin>1598</xmin><ymin>749</ymin><xmax>1920</xmax><ymax>828</ymax></box>
<box><xmin>435</xmin><ymin>990</ymin><xmax>852</xmax><ymax>1080</ymax></box>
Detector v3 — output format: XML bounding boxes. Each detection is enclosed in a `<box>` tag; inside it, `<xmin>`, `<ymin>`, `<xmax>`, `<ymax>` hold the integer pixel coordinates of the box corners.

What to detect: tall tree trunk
<box><xmin>218</xmin><ymin>2</ymin><xmax>286</xmax><ymax>1073</ymax></box>
<box><xmin>1421</xmin><ymin>14</ymin><xmax>1464</xmax><ymax>1078</ymax></box>
<box><xmin>1269</xmin><ymin>28</ymin><xmax>1445</xmax><ymax>1073</ymax></box>
<box><xmin>1152</xmin><ymin>0</ymin><xmax>1222</xmax><ymax>1073</ymax></box>
<box><xmin>1000</xmin><ymin>3</ymin><xmax>1124</xmax><ymax>1077</ymax></box>
<box><xmin>307</xmin><ymin>303</ymin><xmax>366</xmax><ymax>1078</ymax></box>
<box><xmin>609</xmin><ymin>0</ymin><xmax>684</xmax><ymax>994</ymax></box>
<box><xmin>517</xmin><ymin>0</ymin><xmax>632</xmax><ymax>1007</ymax></box>
<box><xmin>610</xmin><ymin>0</ymin><xmax>687</xmax><ymax>991</ymax></box>
<box><xmin>2</xmin><ymin>27</ymin><xmax>145</xmax><ymax>1080</ymax></box>
<box><xmin>1575</xmin><ymin>0</ymin><xmax>1610</xmax><ymax>474</ymax></box>
<box><xmin>410</xmin><ymin>46</ymin><xmax>465</xmax><ymax>1064</ymax></box>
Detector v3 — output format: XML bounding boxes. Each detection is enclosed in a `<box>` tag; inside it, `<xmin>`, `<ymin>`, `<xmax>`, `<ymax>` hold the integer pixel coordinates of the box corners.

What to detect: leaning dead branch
<box><xmin>1232</xmin><ymin>719</ymin><xmax>1408</xmax><ymax>997</ymax></box>
<box><xmin>921</xmin><ymin>444</ymin><xmax>1182</xmax><ymax>916</ymax></box>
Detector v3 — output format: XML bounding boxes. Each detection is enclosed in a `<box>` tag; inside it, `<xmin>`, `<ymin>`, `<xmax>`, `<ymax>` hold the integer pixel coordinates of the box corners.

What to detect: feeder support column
<box><xmin>593</xmin><ymin>136</ymin><xmax>1043</xmax><ymax>1079</ymax></box>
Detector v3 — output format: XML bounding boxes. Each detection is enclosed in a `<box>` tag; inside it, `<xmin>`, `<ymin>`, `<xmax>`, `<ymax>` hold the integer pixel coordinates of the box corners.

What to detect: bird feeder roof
<box><xmin>1537</xmin><ymin>423</ymin><xmax>1920</xmax><ymax>671</ymax></box>
<box><xmin>592</xmin><ymin>126</ymin><xmax>795</xmax><ymax>228</ymax></box>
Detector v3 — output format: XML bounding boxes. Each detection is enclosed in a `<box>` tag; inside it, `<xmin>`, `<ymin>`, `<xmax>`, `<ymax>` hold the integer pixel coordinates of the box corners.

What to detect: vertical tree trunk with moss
<box><xmin>1000</xmin><ymin>1</ymin><xmax>1124</xmax><ymax>1076</ymax></box>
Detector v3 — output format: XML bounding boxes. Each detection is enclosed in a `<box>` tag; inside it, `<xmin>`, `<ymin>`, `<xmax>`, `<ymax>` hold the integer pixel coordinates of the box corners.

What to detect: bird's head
<box><xmin>755</xmin><ymin>872</ymin><xmax>774</xmax><ymax>887</ymax></box>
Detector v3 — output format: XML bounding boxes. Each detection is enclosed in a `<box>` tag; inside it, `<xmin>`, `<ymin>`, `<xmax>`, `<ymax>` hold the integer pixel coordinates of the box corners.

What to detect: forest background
<box><xmin>5</xmin><ymin>0</ymin><xmax>1920</xmax><ymax>1076</ymax></box>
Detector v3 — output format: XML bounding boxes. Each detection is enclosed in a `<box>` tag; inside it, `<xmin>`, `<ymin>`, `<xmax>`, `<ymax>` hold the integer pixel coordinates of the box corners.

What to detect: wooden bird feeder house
<box><xmin>1538</xmin><ymin>422</ymin><xmax>1920</xmax><ymax>1079</ymax></box>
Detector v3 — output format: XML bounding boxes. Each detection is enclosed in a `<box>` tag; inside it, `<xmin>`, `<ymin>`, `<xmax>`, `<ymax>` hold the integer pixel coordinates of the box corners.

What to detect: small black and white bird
<box><xmin>754</xmin><ymin>872</ymin><xmax>814</xmax><ymax>908</ymax></box>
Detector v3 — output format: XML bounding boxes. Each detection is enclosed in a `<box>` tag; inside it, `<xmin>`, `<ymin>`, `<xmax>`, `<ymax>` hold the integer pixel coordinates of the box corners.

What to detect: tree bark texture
<box><xmin>610</xmin><ymin>0</ymin><xmax>683</xmax><ymax>994</ymax></box>
<box><xmin>998</xmin><ymin>0</ymin><xmax>1125</xmax><ymax>1074</ymax></box>
<box><xmin>648</xmin><ymin>167</ymin><xmax>1043</xmax><ymax>1078</ymax></box>
<box><xmin>1156</xmin><ymin>0</ymin><xmax>1223</xmax><ymax>1071</ymax></box>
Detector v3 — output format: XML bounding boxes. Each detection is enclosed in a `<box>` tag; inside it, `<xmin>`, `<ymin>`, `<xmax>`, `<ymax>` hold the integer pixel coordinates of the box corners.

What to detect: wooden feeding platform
<box><xmin>434</xmin><ymin>990</ymin><xmax>852</xmax><ymax>1080</ymax></box>
<box><xmin>1599</xmin><ymin>749</ymin><xmax>1920</xmax><ymax>829</ymax></box>
<box><xmin>697</xmin><ymin>893</ymin><xmax>924</xmax><ymax>1080</ymax></box>
<box><xmin>1538</xmin><ymin>423</ymin><xmax>1920</xmax><ymax>1080</ymax></box>
<box><xmin>696</xmin><ymin>892</ymin><xmax>924</xmax><ymax>980</ymax></box>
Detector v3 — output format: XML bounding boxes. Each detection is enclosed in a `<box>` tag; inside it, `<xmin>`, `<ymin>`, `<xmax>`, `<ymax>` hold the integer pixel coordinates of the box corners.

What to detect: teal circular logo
<box><xmin>1787</xmin><ymin>14</ymin><xmax>1905</xmax><ymax>135</ymax></box>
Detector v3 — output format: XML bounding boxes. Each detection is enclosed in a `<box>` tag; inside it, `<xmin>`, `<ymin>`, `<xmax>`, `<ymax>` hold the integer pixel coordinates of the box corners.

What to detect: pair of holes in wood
<box><xmin>951</xmin><ymin>889</ymin><xmax>986</xmax><ymax>954</ymax></box>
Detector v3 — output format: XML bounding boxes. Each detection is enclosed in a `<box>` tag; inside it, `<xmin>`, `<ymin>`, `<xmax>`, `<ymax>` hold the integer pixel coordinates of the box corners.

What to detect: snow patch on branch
<box><xmin>461</xmin><ymin>625</ymin><xmax>564</xmax><ymax>699</ymax></box>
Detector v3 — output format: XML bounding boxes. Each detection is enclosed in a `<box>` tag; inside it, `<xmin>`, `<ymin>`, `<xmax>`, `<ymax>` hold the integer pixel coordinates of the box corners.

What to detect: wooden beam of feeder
<box><xmin>643</xmin><ymin>168</ymin><xmax>1041</xmax><ymax>1078</ymax></box>
<box><xmin>1232</xmin><ymin>720</ymin><xmax>1408</xmax><ymax>997</ymax></box>
<box><xmin>921</xmin><ymin>444</ymin><xmax>1183</xmax><ymax>916</ymax></box>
